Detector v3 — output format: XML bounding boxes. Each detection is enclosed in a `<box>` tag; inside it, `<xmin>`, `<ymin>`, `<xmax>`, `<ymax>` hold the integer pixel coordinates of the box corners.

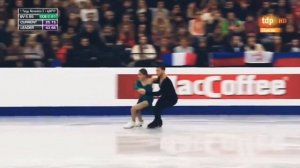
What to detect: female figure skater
<box><xmin>123</xmin><ymin>68</ymin><xmax>153</xmax><ymax>129</ymax></box>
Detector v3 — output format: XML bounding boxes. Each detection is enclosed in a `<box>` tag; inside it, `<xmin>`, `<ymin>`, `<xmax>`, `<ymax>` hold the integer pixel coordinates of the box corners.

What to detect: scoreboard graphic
<box><xmin>18</xmin><ymin>8</ymin><xmax>58</xmax><ymax>31</ymax></box>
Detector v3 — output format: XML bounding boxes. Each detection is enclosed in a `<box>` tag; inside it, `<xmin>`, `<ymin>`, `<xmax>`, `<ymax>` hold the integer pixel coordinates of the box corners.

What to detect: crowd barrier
<box><xmin>0</xmin><ymin>68</ymin><xmax>299</xmax><ymax>115</ymax></box>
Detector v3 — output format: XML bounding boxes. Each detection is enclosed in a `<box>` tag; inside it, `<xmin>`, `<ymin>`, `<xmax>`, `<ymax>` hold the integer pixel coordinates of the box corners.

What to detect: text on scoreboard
<box><xmin>18</xmin><ymin>8</ymin><xmax>58</xmax><ymax>31</ymax></box>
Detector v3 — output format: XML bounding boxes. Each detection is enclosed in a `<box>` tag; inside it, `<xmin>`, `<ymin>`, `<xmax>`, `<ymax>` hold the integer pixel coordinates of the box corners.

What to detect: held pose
<box><xmin>123</xmin><ymin>68</ymin><xmax>153</xmax><ymax>129</ymax></box>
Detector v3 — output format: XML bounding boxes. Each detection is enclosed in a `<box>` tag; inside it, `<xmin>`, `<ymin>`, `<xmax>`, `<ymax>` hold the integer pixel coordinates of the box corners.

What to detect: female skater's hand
<box><xmin>137</xmin><ymin>89</ymin><xmax>146</xmax><ymax>95</ymax></box>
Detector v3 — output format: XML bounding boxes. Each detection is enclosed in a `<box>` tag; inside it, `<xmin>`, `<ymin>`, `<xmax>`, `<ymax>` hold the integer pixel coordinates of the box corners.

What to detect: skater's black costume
<box><xmin>146</xmin><ymin>77</ymin><xmax>178</xmax><ymax>128</ymax></box>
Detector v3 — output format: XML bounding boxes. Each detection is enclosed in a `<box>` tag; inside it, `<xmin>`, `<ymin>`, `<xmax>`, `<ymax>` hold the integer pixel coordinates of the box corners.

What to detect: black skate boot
<box><xmin>147</xmin><ymin>119</ymin><xmax>159</xmax><ymax>129</ymax></box>
<box><xmin>158</xmin><ymin>119</ymin><xmax>163</xmax><ymax>127</ymax></box>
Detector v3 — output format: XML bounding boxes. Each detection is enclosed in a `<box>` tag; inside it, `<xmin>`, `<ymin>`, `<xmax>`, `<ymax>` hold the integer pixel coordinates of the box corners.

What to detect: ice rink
<box><xmin>0</xmin><ymin>116</ymin><xmax>300</xmax><ymax>168</ymax></box>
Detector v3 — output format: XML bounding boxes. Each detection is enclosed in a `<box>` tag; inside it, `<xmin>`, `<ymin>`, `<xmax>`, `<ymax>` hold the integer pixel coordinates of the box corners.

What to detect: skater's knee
<box><xmin>131</xmin><ymin>106</ymin><xmax>137</xmax><ymax>112</ymax></box>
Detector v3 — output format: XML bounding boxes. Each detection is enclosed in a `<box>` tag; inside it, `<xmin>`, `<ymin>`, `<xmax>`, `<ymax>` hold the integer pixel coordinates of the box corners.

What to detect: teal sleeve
<box><xmin>134</xmin><ymin>81</ymin><xmax>141</xmax><ymax>90</ymax></box>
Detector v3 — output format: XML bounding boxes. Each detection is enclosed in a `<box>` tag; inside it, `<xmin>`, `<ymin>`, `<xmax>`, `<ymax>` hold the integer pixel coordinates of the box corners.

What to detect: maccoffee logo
<box><xmin>168</xmin><ymin>75</ymin><xmax>286</xmax><ymax>98</ymax></box>
<box><xmin>118</xmin><ymin>74</ymin><xmax>300</xmax><ymax>99</ymax></box>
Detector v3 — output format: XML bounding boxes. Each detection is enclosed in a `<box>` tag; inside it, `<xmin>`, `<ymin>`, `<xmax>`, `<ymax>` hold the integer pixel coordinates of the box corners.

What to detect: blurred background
<box><xmin>0</xmin><ymin>0</ymin><xmax>300</xmax><ymax>67</ymax></box>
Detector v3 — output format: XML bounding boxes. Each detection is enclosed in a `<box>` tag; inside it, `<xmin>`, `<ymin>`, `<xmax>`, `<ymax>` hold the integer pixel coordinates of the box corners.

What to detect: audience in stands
<box><xmin>131</xmin><ymin>36</ymin><xmax>157</xmax><ymax>67</ymax></box>
<box><xmin>189</xmin><ymin>11</ymin><xmax>206</xmax><ymax>37</ymax></box>
<box><xmin>0</xmin><ymin>0</ymin><xmax>298</xmax><ymax>67</ymax></box>
<box><xmin>285</xmin><ymin>39</ymin><xmax>300</xmax><ymax>52</ymax></box>
<box><xmin>195</xmin><ymin>39</ymin><xmax>209</xmax><ymax>67</ymax></box>
<box><xmin>225</xmin><ymin>35</ymin><xmax>244</xmax><ymax>52</ymax></box>
<box><xmin>244</xmin><ymin>36</ymin><xmax>265</xmax><ymax>51</ymax></box>
<box><xmin>67</xmin><ymin>37</ymin><xmax>99</xmax><ymax>67</ymax></box>
<box><xmin>174</xmin><ymin>38</ymin><xmax>194</xmax><ymax>53</ymax></box>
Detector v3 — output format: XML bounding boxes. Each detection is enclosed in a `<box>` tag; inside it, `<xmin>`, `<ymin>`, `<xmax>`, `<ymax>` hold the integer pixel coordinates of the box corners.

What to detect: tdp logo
<box><xmin>258</xmin><ymin>14</ymin><xmax>287</xmax><ymax>33</ymax></box>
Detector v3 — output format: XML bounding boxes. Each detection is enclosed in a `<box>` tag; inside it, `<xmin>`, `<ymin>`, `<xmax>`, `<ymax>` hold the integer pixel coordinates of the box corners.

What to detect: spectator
<box><xmin>152</xmin><ymin>10</ymin><xmax>171</xmax><ymax>32</ymax></box>
<box><xmin>171</xmin><ymin>14</ymin><xmax>186</xmax><ymax>32</ymax></box>
<box><xmin>101</xmin><ymin>10</ymin><xmax>117</xmax><ymax>27</ymax></box>
<box><xmin>136</xmin><ymin>13</ymin><xmax>151</xmax><ymax>33</ymax></box>
<box><xmin>119</xmin><ymin>0</ymin><xmax>135</xmax><ymax>20</ymax></box>
<box><xmin>75</xmin><ymin>22</ymin><xmax>104</xmax><ymax>49</ymax></box>
<box><xmin>206</xmin><ymin>10</ymin><xmax>224</xmax><ymax>36</ymax></box>
<box><xmin>56</xmin><ymin>41</ymin><xmax>73</xmax><ymax>66</ymax></box>
<box><xmin>221</xmin><ymin>1</ymin><xmax>237</xmax><ymax>17</ymax></box>
<box><xmin>198</xmin><ymin>0</ymin><xmax>218</xmax><ymax>9</ymax></box>
<box><xmin>152</xmin><ymin>11</ymin><xmax>172</xmax><ymax>46</ymax></box>
<box><xmin>102</xmin><ymin>26</ymin><xmax>117</xmax><ymax>46</ymax></box>
<box><xmin>67</xmin><ymin>37</ymin><xmax>99</xmax><ymax>67</ymax></box>
<box><xmin>281</xmin><ymin>24</ymin><xmax>299</xmax><ymax>44</ymax></box>
<box><xmin>62</xmin><ymin>27</ymin><xmax>76</xmax><ymax>42</ymax></box>
<box><xmin>23</xmin><ymin>36</ymin><xmax>45</xmax><ymax>67</ymax></box>
<box><xmin>0</xmin><ymin>43</ymin><xmax>6</xmax><ymax>66</ymax></box>
<box><xmin>244</xmin><ymin>15</ymin><xmax>258</xmax><ymax>35</ymax></box>
<box><xmin>201</xmin><ymin>7</ymin><xmax>213</xmax><ymax>23</ymax></box>
<box><xmin>136</xmin><ymin>24</ymin><xmax>150</xmax><ymax>42</ymax></box>
<box><xmin>244</xmin><ymin>36</ymin><xmax>265</xmax><ymax>51</ymax></box>
<box><xmin>157</xmin><ymin>36</ymin><xmax>173</xmax><ymax>62</ymax></box>
<box><xmin>195</xmin><ymin>39</ymin><xmax>209</xmax><ymax>67</ymax></box>
<box><xmin>136</xmin><ymin>0</ymin><xmax>152</xmax><ymax>24</ymax></box>
<box><xmin>189</xmin><ymin>11</ymin><xmax>206</xmax><ymax>37</ymax></box>
<box><xmin>119</xmin><ymin>14</ymin><xmax>135</xmax><ymax>33</ymax></box>
<box><xmin>6</xmin><ymin>38</ymin><xmax>23</xmax><ymax>67</ymax></box>
<box><xmin>225</xmin><ymin>35</ymin><xmax>244</xmax><ymax>52</ymax></box>
<box><xmin>0</xmin><ymin>0</ymin><xmax>8</xmax><ymax>22</ymax></box>
<box><xmin>66</xmin><ymin>12</ymin><xmax>82</xmax><ymax>32</ymax></box>
<box><xmin>221</xmin><ymin>12</ymin><xmax>243</xmax><ymax>35</ymax></box>
<box><xmin>80</xmin><ymin>0</ymin><xmax>99</xmax><ymax>22</ymax></box>
<box><xmin>153</xmin><ymin>1</ymin><xmax>169</xmax><ymax>18</ymax></box>
<box><xmin>0</xmin><ymin>19</ymin><xmax>9</xmax><ymax>46</ymax></box>
<box><xmin>99</xmin><ymin>1</ymin><xmax>112</xmax><ymax>19</ymax></box>
<box><xmin>267</xmin><ymin>36</ymin><xmax>284</xmax><ymax>52</ymax></box>
<box><xmin>173</xmin><ymin>27</ymin><xmax>191</xmax><ymax>46</ymax></box>
<box><xmin>207</xmin><ymin>27</ymin><xmax>226</xmax><ymax>52</ymax></box>
<box><xmin>260</xmin><ymin>33</ymin><xmax>275</xmax><ymax>47</ymax></box>
<box><xmin>236</xmin><ymin>0</ymin><xmax>251</xmax><ymax>21</ymax></box>
<box><xmin>258</xmin><ymin>1</ymin><xmax>274</xmax><ymax>16</ymax></box>
<box><xmin>65</xmin><ymin>0</ymin><xmax>80</xmax><ymax>17</ymax></box>
<box><xmin>292</xmin><ymin>1</ymin><xmax>300</xmax><ymax>24</ymax></box>
<box><xmin>131</xmin><ymin>36</ymin><xmax>157</xmax><ymax>66</ymax></box>
<box><xmin>170</xmin><ymin>4</ymin><xmax>183</xmax><ymax>22</ymax></box>
<box><xmin>285</xmin><ymin>13</ymin><xmax>295</xmax><ymax>26</ymax></box>
<box><xmin>118</xmin><ymin>24</ymin><xmax>135</xmax><ymax>48</ymax></box>
<box><xmin>186</xmin><ymin>2</ymin><xmax>197</xmax><ymax>20</ymax></box>
<box><xmin>174</xmin><ymin>38</ymin><xmax>194</xmax><ymax>53</ymax></box>
<box><xmin>276</xmin><ymin>0</ymin><xmax>291</xmax><ymax>17</ymax></box>
<box><xmin>285</xmin><ymin>39</ymin><xmax>300</xmax><ymax>52</ymax></box>
<box><xmin>11</xmin><ymin>0</ymin><xmax>23</xmax><ymax>20</ymax></box>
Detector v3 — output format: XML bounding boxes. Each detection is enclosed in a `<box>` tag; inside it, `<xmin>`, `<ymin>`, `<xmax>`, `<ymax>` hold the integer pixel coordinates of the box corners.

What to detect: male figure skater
<box><xmin>139</xmin><ymin>66</ymin><xmax>178</xmax><ymax>128</ymax></box>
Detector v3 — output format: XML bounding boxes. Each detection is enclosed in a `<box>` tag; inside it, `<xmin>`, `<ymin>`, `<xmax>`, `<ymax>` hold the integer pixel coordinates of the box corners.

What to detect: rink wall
<box><xmin>0</xmin><ymin>68</ymin><xmax>300</xmax><ymax>116</ymax></box>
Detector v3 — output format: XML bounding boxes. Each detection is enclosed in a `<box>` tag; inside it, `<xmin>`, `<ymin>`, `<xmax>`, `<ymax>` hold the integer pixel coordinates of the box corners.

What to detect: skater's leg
<box><xmin>131</xmin><ymin>101</ymin><xmax>148</xmax><ymax>121</ymax></box>
<box><xmin>148</xmin><ymin>99</ymin><xmax>177</xmax><ymax>128</ymax></box>
<box><xmin>136</xmin><ymin>110</ymin><xmax>143</xmax><ymax>122</ymax></box>
<box><xmin>124</xmin><ymin>101</ymin><xmax>149</xmax><ymax>129</ymax></box>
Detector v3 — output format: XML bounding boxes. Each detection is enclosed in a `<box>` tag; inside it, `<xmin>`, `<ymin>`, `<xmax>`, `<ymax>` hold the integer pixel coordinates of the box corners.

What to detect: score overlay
<box><xmin>18</xmin><ymin>8</ymin><xmax>58</xmax><ymax>31</ymax></box>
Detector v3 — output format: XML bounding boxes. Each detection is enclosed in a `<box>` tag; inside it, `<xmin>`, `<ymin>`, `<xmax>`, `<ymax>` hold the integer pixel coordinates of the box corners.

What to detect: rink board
<box><xmin>0</xmin><ymin>106</ymin><xmax>300</xmax><ymax>116</ymax></box>
<box><xmin>0</xmin><ymin>68</ymin><xmax>299</xmax><ymax>115</ymax></box>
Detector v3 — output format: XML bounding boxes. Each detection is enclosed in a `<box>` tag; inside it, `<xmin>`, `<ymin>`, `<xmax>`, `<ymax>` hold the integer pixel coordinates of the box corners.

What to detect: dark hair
<box><xmin>157</xmin><ymin>66</ymin><xmax>166</xmax><ymax>70</ymax></box>
<box><xmin>139</xmin><ymin>68</ymin><xmax>149</xmax><ymax>77</ymax></box>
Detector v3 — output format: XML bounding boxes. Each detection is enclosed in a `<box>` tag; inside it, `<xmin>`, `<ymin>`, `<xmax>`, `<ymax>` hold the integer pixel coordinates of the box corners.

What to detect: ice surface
<box><xmin>0</xmin><ymin>116</ymin><xmax>300</xmax><ymax>168</ymax></box>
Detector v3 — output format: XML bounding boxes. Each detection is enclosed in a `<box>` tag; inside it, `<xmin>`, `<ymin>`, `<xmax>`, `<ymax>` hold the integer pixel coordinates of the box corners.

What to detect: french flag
<box><xmin>212</xmin><ymin>52</ymin><xmax>245</xmax><ymax>67</ymax></box>
<box><xmin>273</xmin><ymin>52</ymin><xmax>300</xmax><ymax>67</ymax></box>
<box><xmin>163</xmin><ymin>53</ymin><xmax>197</xmax><ymax>66</ymax></box>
